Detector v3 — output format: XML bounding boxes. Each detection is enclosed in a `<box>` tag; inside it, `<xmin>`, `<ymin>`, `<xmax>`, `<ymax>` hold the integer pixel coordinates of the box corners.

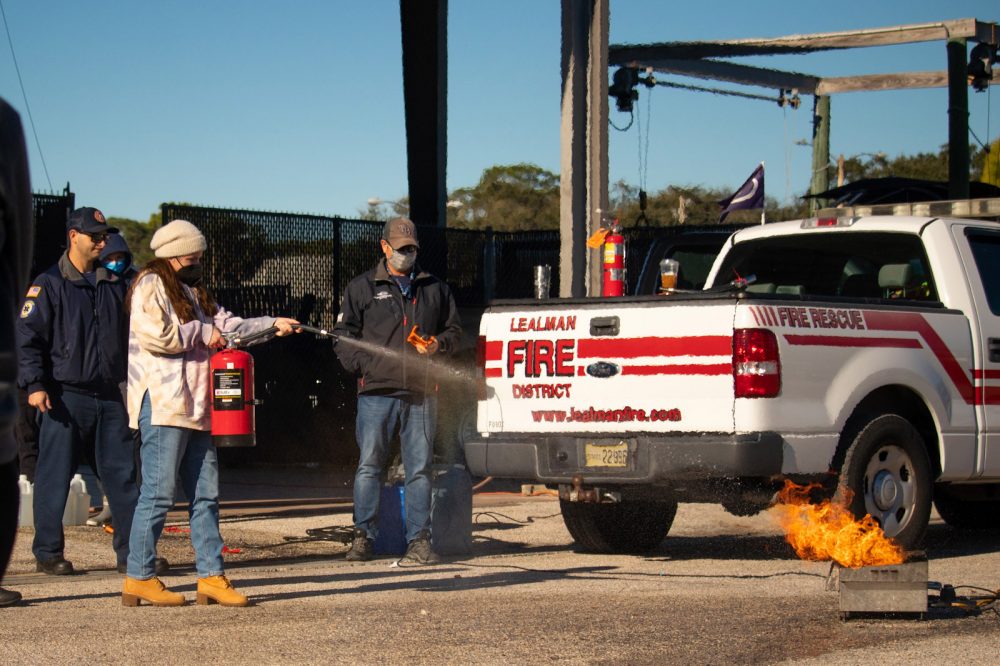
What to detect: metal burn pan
<box><xmin>837</xmin><ymin>553</ymin><xmax>928</xmax><ymax>620</ymax></box>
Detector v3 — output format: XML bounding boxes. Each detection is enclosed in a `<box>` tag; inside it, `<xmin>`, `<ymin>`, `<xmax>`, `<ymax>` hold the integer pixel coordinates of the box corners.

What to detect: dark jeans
<box><xmin>0</xmin><ymin>455</ymin><xmax>17</xmax><ymax>584</ymax></box>
<box><xmin>32</xmin><ymin>389</ymin><xmax>138</xmax><ymax>566</ymax></box>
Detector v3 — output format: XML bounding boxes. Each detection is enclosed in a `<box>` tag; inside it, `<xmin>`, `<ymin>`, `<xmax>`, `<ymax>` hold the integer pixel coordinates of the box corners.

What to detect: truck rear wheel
<box><xmin>934</xmin><ymin>491</ymin><xmax>1000</xmax><ymax>529</ymax></box>
<box><xmin>560</xmin><ymin>498</ymin><xmax>677</xmax><ymax>553</ymax></box>
<box><xmin>838</xmin><ymin>414</ymin><xmax>932</xmax><ymax>550</ymax></box>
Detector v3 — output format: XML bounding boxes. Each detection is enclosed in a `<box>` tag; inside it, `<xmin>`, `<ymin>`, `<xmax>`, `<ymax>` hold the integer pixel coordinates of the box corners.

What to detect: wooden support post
<box><xmin>947</xmin><ymin>38</ymin><xmax>970</xmax><ymax>200</ymax></box>
<box><xmin>809</xmin><ymin>95</ymin><xmax>830</xmax><ymax>215</ymax></box>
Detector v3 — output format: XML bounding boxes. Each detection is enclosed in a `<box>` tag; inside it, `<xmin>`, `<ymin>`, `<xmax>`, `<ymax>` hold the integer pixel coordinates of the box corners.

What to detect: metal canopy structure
<box><xmin>607</xmin><ymin>18</ymin><xmax>999</xmax><ymax>210</ymax></box>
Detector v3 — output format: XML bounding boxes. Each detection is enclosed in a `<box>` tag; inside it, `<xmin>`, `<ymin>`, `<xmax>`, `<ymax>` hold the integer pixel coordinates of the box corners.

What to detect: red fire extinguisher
<box><xmin>210</xmin><ymin>347</ymin><xmax>258</xmax><ymax>448</ymax></box>
<box><xmin>602</xmin><ymin>219</ymin><xmax>625</xmax><ymax>297</ymax></box>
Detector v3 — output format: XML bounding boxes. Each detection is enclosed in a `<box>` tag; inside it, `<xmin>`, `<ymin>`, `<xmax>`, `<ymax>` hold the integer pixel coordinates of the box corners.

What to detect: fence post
<box><xmin>333</xmin><ymin>217</ymin><xmax>343</xmax><ymax>317</ymax></box>
<box><xmin>483</xmin><ymin>226</ymin><xmax>495</xmax><ymax>303</ymax></box>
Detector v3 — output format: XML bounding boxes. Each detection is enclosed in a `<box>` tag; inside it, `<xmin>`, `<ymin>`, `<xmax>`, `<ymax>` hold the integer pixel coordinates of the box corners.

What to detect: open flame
<box><xmin>769</xmin><ymin>480</ymin><xmax>906</xmax><ymax>568</ymax></box>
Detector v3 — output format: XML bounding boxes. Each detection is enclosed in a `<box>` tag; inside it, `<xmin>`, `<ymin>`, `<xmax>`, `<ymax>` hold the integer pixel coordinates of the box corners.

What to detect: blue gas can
<box><xmin>373</xmin><ymin>483</ymin><xmax>407</xmax><ymax>556</ymax></box>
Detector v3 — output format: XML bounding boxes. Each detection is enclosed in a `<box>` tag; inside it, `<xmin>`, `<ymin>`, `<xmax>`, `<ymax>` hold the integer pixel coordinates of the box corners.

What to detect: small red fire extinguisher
<box><xmin>602</xmin><ymin>219</ymin><xmax>625</xmax><ymax>297</ymax></box>
<box><xmin>210</xmin><ymin>347</ymin><xmax>257</xmax><ymax>448</ymax></box>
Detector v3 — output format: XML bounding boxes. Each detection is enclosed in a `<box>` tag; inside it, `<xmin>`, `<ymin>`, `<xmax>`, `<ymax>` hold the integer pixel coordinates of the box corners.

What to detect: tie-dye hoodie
<box><xmin>127</xmin><ymin>271</ymin><xmax>275</xmax><ymax>430</ymax></box>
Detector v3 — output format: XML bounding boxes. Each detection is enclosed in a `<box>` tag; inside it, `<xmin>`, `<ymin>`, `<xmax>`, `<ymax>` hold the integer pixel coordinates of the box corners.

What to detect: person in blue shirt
<box><xmin>15</xmin><ymin>207</ymin><xmax>147</xmax><ymax>576</ymax></box>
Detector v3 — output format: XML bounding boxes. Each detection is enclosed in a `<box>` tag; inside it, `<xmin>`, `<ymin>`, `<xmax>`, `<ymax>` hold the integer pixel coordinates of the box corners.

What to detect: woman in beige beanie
<box><xmin>121</xmin><ymin>219</ymin><xmax>298</xmax><ymax>607</ymax></box>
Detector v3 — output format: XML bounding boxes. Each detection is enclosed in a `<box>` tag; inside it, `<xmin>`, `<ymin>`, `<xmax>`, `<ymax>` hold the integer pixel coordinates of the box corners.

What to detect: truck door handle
<box><xmin>590</xmin><ymin>316</ymin><xmax>620</xmax><ymax>337</ymax></box>
<box><xmin>990</xmin><ymin>338</ymin><xmax>1000</xmax><ymax>363</ymax></box>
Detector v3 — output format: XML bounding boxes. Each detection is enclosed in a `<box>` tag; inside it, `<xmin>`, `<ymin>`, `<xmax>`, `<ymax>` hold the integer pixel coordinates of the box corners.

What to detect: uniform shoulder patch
<box><xmin>26</xmin><ymin>285</ymin><xmax>41</xmax><ymax>298</ymax></box>
<box><xmin>20</xmin><ymin>300</ymin><xmax>35</xmax><ymax>318</ymax></box>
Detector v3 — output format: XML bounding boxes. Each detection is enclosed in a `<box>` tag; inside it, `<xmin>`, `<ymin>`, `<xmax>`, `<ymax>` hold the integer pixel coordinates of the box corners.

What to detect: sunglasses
<box><xmin>78</xmin><ymin>231</ymin><xmax>109</xmax><ymax>244</ymax></box>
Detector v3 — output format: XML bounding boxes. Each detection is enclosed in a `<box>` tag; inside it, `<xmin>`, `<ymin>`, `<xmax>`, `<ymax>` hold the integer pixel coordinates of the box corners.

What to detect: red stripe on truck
<box><xmin>863</xmin><ymin>311</ymin><xmax>975</xmax><ymax>404</ymax></box>
<box><xmin>784</xmin><ymin>335</ymin><xmax>922</xmax><ymax>349</ymax></box>
<box><xmin>621</xmin><ymin>363</ymin><xmax>731</xmax><ymax>376</ymax></box>
<box><xmin>577</xmin><ymin>335</ymin><xmax>731</xmax><ymax>359</ymax></box>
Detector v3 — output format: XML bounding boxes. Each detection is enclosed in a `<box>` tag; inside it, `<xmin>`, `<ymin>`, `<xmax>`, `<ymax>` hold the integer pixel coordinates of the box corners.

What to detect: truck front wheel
<box><xmin>560</xmin><ymin>498</ymin><xmax>678</xmax><ymax>553</ymax></box>
<box><xmin>838</xmin><ymin>414</ymin><xmax>932</xmax><ymax>550</ymax></box>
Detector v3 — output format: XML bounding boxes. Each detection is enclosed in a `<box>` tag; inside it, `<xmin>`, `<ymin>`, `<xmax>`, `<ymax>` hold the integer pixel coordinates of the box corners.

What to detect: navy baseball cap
<box><xmin>67</xmin><ymin>207</ymin><xmax>118</xmax><ymax>235</ymax></box>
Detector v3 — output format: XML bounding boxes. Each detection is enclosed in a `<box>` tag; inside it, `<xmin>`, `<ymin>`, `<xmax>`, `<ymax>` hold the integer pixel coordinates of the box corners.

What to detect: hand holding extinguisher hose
<box><xmin>225</xmin><ymin>322</ymin><xmax>337</xmax><ymax>348</ymax></box>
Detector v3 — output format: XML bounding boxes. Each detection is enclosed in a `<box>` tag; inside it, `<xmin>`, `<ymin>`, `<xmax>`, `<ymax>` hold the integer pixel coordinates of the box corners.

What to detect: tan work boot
<box><xmin>196</xmin><ymin>575</ymin><xmax>250</xmax><ymax>607</ymax></box>
<box><xmin>122</xmin><ymin>576</ymin><xmax>186</xmax><ymax>607</ymax></box>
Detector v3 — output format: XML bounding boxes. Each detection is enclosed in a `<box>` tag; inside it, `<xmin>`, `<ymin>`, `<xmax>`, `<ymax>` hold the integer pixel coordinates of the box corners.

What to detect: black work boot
<box><xmin>117</xmin><ymin>557</ymin><xmax>170</xmax><ymax>576</ymax></box>
<box><xmin>345</xmin><ymin>528</ymin><xmax>373</xmax><ymax>561</ymax></box>
<box><xmin>0</xmin><ymin>588</ymin><xmax>22</xmax><ymax>607</ymax></box>
<box><xmin>35</xmin><ymin>557</ymin><xmax>74</xmax><ymax>575</ymax></box>
<box><xmin>402</xmin><ymin>531</ymin><xmax>440</xmax><ymax>565</ymax></box>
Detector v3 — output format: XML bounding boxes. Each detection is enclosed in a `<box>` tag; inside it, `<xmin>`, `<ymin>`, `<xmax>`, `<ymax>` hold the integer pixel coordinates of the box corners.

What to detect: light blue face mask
<box><xmin>103</xmin><ymin>259</ymin><xmax>128</xmax><ymax>275</ymax></box>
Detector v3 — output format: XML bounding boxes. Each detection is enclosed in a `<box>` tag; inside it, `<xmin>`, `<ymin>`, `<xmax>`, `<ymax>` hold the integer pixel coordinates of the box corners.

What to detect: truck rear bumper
<box><xmin>463</xmin><ymin>432</ymin><xmax>784</xmax><ymax>484</ymax></box>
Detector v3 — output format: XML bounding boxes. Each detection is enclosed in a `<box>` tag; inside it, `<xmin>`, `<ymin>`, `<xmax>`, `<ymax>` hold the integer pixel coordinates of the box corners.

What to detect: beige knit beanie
<box><xmin>150</xmin><ymin>219</ymin><xmax>207</xmax><ymax>258</ymax></box>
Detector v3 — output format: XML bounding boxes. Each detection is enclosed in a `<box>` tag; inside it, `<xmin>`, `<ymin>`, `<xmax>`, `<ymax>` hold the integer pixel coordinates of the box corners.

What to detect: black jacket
<box><xmin>0</xmin><ymin>98</ymin><xmax>33</xmax><ymax>463</ymax></box>
<box><xmin>16</xmin><ymin>252</ymin><xmax>129</xmax><ymax>395</ymax></box>
<box><xmin>333</xmin><ymin>260</ymin><xmax>462</xmax><ymax>395</ymax></box>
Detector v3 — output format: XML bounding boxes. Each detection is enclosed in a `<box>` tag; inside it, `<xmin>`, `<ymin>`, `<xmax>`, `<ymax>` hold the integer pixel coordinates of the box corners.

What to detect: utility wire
<box><xmin>0</xmin><ymin>0</ymin><xmax>52</xmax><ymax>190</ymax></box>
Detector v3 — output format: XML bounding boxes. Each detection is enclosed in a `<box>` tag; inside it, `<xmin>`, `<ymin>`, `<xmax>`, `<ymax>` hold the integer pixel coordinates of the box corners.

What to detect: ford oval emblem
<box><xmin>586</xmin><ymin>361</ymin><xmax>620</xmax><ymax>378</ymax></box>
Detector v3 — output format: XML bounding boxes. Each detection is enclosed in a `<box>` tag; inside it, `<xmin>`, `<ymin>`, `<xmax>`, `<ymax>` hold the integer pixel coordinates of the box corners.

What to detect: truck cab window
<box><xmin>967</xmin><ymin>231</ymin><xmax>1000</xmax><ymax>315</ymax></box>
<box><xmin>718</xmin><ymin>232</ymin><xmax>937</xmax><ymax>302</ymax></box>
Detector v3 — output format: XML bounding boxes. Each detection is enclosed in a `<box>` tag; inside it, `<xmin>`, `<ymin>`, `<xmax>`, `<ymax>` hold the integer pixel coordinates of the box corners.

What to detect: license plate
<box><xmin>584</xmin><ymin>441</ymin><xmax>629</xmax><ymax>468</ymax></box>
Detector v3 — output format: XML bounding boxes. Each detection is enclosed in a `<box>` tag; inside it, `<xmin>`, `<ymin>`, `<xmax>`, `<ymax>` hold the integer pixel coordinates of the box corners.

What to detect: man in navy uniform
<box><xmin>16</xmin><ymin>207</ymin><xmax>141</xmax><ymax>575</ymax></box>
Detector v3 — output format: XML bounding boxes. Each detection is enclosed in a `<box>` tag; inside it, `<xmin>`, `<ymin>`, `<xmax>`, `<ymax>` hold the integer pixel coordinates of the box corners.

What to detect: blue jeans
<box><xmin>354</xmin><ymin>393</ymin><xmax>436</xmax><ymax>543</ymax></box>
<box><xmin>32</xmin><ymin>388</ymin><xmax>138</xmax><ymax>566</ymax></box>
<box><xmin>127</xmin><ymin>392</ymin><xmax>223</xmax><ymax>579</ymax></box>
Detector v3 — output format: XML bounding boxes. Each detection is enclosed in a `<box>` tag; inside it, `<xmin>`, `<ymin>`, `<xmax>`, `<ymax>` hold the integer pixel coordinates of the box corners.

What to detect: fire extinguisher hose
<box><xmin>227</xmin><ymin>323</ymin><xmax>339</xmax><ymax>348</ymax></box>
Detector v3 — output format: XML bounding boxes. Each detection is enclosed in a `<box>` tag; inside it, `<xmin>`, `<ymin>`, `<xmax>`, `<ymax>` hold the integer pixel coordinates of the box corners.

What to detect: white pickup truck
<box><xmin>464</xmin><ymin>214</ymin><xmax>1000</xmax><ymax>553</ymax></box>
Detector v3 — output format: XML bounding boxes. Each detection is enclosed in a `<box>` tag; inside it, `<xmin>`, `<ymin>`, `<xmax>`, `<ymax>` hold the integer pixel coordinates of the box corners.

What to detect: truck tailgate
<box><xmin>479</xmin><ymin>299</ymin><xmax>736</xmax><ymax>434</ymax></box>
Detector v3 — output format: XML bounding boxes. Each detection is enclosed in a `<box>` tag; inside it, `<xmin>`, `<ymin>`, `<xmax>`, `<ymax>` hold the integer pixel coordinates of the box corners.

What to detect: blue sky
<box><xmin>0</xmin><ymin>1</ymin><xmax>997</xmax><ymax>221</ymax></box>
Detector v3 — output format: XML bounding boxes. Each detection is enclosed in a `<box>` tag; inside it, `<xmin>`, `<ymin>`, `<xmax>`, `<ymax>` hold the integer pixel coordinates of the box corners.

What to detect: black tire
<box><xmin>838</xmin><ymin>414</ymin><xmax>932</xmax><ymax>550</ymax></box>
<box><xmin>934</xmin><ymin>492</ymin><xmax>1000</xmax><ymax>529</ymax></box>
<box><xmin>560</xmin><ymin>498</ymin><xmax>678</xmax><ymax>553</ymax></box>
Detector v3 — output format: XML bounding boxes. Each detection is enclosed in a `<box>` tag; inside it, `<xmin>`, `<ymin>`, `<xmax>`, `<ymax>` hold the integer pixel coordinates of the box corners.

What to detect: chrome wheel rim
<box><xmin>862</xmin><ymin>443</ymin><xmax>916</xmax><ymax>538</ymax></box>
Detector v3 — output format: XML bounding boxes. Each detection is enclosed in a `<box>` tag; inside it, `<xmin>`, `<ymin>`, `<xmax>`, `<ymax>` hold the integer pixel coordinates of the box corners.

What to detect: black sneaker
<box><xmin>345</xmin><ymin>528</ymin><xmax>373</xmax><ymax>561</ymax></box>
<box><xmin>402</xmin><ymin>531</ymin><xmax>440</xmax><ymax>565</ymax></box>
<box><xmin>0</xmin><ymin>587</ymin><xmax>22</xmax><ymax>607</ymax></box>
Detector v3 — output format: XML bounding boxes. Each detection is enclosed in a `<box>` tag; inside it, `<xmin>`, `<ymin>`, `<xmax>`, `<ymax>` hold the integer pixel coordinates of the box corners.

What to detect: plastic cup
<box><xmin>533</xmin><ymin>265</ymin><xmax>551</xmax><ymax>299</ymax></box>
<box><xmin>659</xmin><ymin>258</ymin><xmax>679</xmax><ymax>291</ymax></box>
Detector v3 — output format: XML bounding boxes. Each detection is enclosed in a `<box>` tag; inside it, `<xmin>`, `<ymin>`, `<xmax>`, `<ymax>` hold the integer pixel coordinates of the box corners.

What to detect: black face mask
<box><xmin>176</xmin><ymin>264</ymin><xmax>203</xmax><ymax>288</ymax></box>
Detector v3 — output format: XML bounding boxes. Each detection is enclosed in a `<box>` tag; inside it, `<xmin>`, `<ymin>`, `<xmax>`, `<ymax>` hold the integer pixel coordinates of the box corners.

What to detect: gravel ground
<box><xmin>1</xmin><ymin>494</ymin><xmax>997</xmax><ymax>664</ymax></box>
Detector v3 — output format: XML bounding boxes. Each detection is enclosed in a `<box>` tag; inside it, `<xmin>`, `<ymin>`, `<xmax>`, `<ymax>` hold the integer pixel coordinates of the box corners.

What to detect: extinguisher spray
<box><xmin>601</xmin><ymin>218</ymin><xmax>625</xmax><ymax>297</ymax></box>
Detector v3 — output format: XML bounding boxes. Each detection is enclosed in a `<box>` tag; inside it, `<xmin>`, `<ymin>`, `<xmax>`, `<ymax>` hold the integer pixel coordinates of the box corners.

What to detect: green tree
<box><xmin>447</xmin><ymin>163</ymin><xmax>560</xmax><ymax>231</ymax></box>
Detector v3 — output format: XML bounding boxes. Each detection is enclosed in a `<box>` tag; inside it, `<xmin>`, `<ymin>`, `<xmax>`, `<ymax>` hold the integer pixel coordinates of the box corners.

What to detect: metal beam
<box><xmin>630</xmin><ymin>58</ymin><xmax>819</xmax><ymax>94</ymax></box>
<box><xmin>816</xmin><ymin>71</ymin><xmax>950</xmax><ymax>94</ymax></box>
<box><xmin>947</xmin><ymin>39</ymin><xmax>970</xmax><ymax>199</ymax></box>
<box><xmin>610</xmin><ymin>18</ymin><xmax>996</xmax><ymax>61</ymax></box>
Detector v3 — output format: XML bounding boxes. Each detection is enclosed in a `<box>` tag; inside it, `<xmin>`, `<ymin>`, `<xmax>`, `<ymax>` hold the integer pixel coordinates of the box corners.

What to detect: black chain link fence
<box><xmin>31</xmin><ymin>191</ymin><xmax>75</xmax><ymax>275</ymax></box>
<box><xmin>160</xmin><ymin>204</ymin><xmax>743</xmax><ymax>467</ymax></box>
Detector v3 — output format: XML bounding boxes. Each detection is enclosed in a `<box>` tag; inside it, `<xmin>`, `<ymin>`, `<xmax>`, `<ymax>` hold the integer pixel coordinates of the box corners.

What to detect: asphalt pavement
<box><xmin>1</xmin><ymin>467</ymin><xmax>998</xmax><ymax>665</ymax></box>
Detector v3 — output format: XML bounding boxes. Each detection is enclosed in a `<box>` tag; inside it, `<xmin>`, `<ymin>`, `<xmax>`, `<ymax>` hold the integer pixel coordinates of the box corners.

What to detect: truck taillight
<box><xmin>475</xmin><ymin>335</ymin><xmax>487</xmax><ymax>400</ymax></box>
<box><xmin>733</xmin><ymin>328</ymin><xmax>780</xmax><ymax>398</ymax></box>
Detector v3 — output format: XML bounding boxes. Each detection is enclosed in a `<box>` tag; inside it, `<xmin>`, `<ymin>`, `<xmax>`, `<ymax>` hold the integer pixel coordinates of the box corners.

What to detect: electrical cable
<box><xmin>609</xmin><ymin>109</ymin><xmax>634</xmax><ymax>132</ymax></box>
<box><xmin>0</xmin><ymin>0</ymin><xmax>52</xmax><ymax>190</ymax></box>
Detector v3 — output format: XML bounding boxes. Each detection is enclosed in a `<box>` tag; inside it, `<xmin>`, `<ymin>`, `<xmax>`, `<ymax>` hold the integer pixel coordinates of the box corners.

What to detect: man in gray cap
<box><xmin>334</xmin><ymin>217</ymin><xmax>462</xmax><ymax>564</ymax></box>
<box><xmin>16</xmin><ymin>207</ymin><xmax>148</xmax><ymax>576</ymax></box>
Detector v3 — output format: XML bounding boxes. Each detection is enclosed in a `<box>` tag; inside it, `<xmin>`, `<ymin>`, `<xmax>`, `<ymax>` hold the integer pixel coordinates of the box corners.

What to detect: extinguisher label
<box><xmin>603</xmin><ymin>245</ymin><xmax>622</xmax><ymax>262</ymax></box>
<box><xmin>213</xmin><ymin>369</ymin><xmax>245</xmax><ymax>411</ymax></box>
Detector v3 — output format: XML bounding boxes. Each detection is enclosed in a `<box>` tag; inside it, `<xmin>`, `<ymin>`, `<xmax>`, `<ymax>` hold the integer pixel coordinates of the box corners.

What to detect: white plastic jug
<box><xmin>17</xmin><ymin>474</ymin><xmax>33</xmax><ymax>528</ymax></box>
<box><xmin>62</xmin><ymin>473</ymin><xmax>91</xmax><ymax>526</ymax></box>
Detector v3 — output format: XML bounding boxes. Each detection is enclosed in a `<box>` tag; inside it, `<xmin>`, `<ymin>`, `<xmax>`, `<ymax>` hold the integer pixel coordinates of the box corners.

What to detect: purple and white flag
<box><xmin>718</xmin><ymin>163</ymin><xmax>765</xmax><ymax>222</ymax></box>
